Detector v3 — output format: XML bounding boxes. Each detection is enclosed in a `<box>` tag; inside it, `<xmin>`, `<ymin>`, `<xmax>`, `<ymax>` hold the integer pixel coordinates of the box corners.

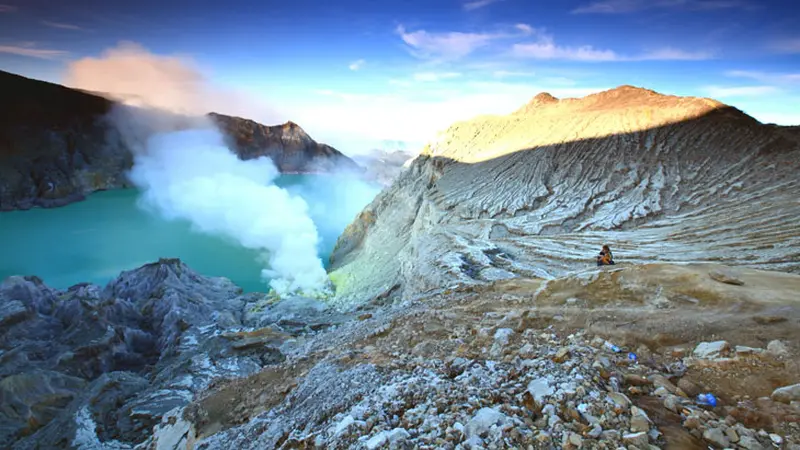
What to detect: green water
<box><xmin>0</xmin><ymin>175</ymin><xmax>377</xmax><ymax>292</ymax></box>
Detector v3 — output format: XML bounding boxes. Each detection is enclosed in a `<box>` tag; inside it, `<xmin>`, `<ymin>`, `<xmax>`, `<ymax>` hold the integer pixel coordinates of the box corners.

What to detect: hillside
<box><xmin>328</xmin><ymin>85</ymin><xmax>800</xmax><ymax>306</ymax></box>
<box><xmin>0</xmin><ymin>70</ymin><xmax>359</xmax><ymax>210</ymax></box>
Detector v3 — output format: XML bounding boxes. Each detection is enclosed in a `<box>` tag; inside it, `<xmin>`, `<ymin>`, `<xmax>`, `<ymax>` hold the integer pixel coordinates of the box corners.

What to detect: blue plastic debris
<box><xmin>604</xmin><ymin>341</ymin><xmax>621</xmax><ymax>353</ymax></box>
<box><xmin>697</xmin><ymin>393</ymin><xmax>717</xmax><ymax>407</ymax></box>
<box><xmin>627</xmin><ymin>352</ymin><xmax>638</xmax><ymax>362</ymax></box>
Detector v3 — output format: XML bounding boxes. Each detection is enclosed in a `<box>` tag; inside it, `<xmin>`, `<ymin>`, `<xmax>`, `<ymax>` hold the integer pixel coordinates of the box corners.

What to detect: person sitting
<box><xmin>596</xmin><ymin>245</ymin><xmax>615</xmax><ymax>266</ymax></box>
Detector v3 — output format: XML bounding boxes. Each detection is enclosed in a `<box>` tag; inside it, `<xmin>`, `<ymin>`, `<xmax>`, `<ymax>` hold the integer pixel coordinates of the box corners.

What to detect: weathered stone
<box><xmin>771</xmin><ymin>383</ymin><xmax>800</xmax><ymax>404</ymax></box>
<box><xmin>693</xmin><ymin>341</ymin><xmax>730</xmax><ymax>359</ymax></box>
<box><xmin>708</xmin><ymin>269</ymin><xmax>745</xmax><ymax>285</ymax></box>
<box><xmin>703</xmin><ymin>427</ymin><xmax>730</xmax><ymax>448</ymax></box>
<box><xmin>766</xmin><ymin>340</ymin><xmax>789</xmax><ymax>357</ymax></box>
<box><xmin>622</xmin><ymin>431</ymin><xmax>649</xmax><ymax>447</ymax></box>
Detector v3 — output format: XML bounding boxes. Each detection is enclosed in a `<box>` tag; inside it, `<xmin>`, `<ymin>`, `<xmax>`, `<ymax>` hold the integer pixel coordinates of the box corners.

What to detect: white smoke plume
<box><xmin>65</xmin><ymin>43</ymin><xmax>332</xmax><ymax>295</ymax></box>
<box><xmin>130</xmin><ymin>127</ymin><xmax>330</xmax><ymax>295</ymax></box>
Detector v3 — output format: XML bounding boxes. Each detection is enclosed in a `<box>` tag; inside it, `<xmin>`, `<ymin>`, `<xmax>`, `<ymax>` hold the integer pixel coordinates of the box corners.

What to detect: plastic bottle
<box><xmin>697</xmin><ymin>393</ymin><xmax>717</xmax><ymax>407</ymax></box>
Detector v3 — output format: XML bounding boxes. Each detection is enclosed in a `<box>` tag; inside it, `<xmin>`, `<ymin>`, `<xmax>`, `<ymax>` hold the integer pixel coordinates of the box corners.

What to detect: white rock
<box><xmin>365</xmin><ymin>431</ymin><xmax>389</xmax><ymax>450</ymax></box>
<box><xmin>334</xmin><ymin>415</ymin><xmax>355</xmax><ymax>435</ymax></box>
<box><xmin>771</xmin><ymin>383</ymin><xmax>800</xmax><ymax>404</ymax></box>
<box><xmin>466</xmin><ymin>407</ymin><xmax>507</xmax><ymax>438</ymax></box>
<box><xmin>387</xmin><ymin>428</ymin><xmax>410</xmax><ymax>443</ymax></box>
<box><xmin>693</xmin><ymin>341</ymin><xmax>730</xmax><ymax>359</ymax></box>
<box><xmin>622</xmin><ymin>431</ymin><xmax>649</xmax><ymax>447</ymax></box>
<box><xmin>527</xmin><ymin>377</ymin><xmax>555</xmax><ymax>402</ymax></box>
<box><xmin>493</xmin><ymin>328</ymin><xmax>514</xmax><ymax>346</ymax></box>
<box><xmin>767</xmin><ymin>340</ymin><xmax>789</xmax><ymax>356</ymax></box>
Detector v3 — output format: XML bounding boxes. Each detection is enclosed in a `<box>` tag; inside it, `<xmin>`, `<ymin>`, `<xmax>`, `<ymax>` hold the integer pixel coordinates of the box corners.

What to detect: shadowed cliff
<box><xmin>0</xmin><ymin>70</ymin><xmax>359</xmax><ymax>210</ymax></box>
<box><xmin>328</xmin><ymin>86</ymin><xmax>800</xmax><ymax>306</ymax></box>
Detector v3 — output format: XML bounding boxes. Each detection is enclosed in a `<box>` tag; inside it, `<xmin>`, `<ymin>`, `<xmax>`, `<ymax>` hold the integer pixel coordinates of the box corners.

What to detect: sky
<box><xmin>1</xmin><ymin>0</ymin><xmax>799</xmax><ymax>154</ymax></box>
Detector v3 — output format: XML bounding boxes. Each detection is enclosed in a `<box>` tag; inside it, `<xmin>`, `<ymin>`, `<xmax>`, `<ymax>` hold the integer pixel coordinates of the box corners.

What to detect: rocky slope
<box><xmin>5</xmin><ymin>259</ymin><xmax>799</xmax><ymax>449</ymax></box>
<box><xmin>0</xmin><ymin>259</ymin><xmax>351</xmax><ymax>448</ymax></box>
<box><xmin>0</xmin><ymin>70</ymin><xmax>359</xmax><ymax>211</ymax></box>
<box><xmin>328</xmin><ymin>86</ymin><xmax>800</xmax><ymax>306</ymax></box>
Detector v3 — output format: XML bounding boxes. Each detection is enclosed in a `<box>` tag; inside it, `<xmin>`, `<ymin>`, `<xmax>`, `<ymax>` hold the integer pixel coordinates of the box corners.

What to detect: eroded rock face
<box><xmin>329</xmin><ymin>86</ymin><xmax>800</xmax><ymax>306</ymax></box>
<box><xmin>0</xmin><ymin>259</ymin><xmax>349</xmax><ymax>448</ymax></box>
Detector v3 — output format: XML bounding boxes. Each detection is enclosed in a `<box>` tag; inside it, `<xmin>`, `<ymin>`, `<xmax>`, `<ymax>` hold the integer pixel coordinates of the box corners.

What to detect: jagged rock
<box><xmin>466</xmin><ymin>407</ymin><xmax>506</xmax><ymax>438</ymax></box>
<box><xmin>0</xmin><ymin>259</ymin><xmax>300</xmax><ymax>448</ymax></box>
<box><xmin>703</xmin><ymin>427</ymin><xmax>730</xmax><ymax>448</ymax></box>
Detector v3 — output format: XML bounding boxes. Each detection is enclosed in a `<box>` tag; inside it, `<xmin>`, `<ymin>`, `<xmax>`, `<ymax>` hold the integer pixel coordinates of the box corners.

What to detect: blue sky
<box><xmin>1</xmin><ymin>0</ymin><xmax>798</xmax><ymax>153</ymax></box>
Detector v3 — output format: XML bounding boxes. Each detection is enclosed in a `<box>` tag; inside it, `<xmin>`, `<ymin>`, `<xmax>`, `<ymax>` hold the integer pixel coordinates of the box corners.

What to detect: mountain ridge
<box><xmin>329</xmin><ymin>87</ymin><xmax>800</xmax><ymax>306</ymax></box>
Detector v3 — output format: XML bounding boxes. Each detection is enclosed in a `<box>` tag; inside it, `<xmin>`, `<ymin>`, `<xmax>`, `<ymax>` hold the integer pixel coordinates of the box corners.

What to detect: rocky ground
<box><xmin>2</xmin><ymin>260</ymin><xmax>799</xmax><ymax>449</ymax></box>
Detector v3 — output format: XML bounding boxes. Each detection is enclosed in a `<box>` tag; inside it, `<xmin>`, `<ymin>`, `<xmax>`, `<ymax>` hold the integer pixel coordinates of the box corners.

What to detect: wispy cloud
<box><xmin>636</xmin><ymin>47</ymin><xmax>712</xmax><ymax>60</ymax></box>
<box><xmin>512</xmin><ymin>31</ymin><xmax>712</xmax><ymax>61</ymax></box>
<box><xmin>0</xmin><ymin>4</ymin><xmax>17</xmax><ymax>13</ymax></box>
<box><xmin>514</xmin><ymin>24</ymin><xmax>535</xmax><ymax>35</ymax></box>
<box><xmin>704</xmin><ymin>85</ymin><xmax>779</xmax><ymax>97</ymax></box>
<box><xmin>348</xmin><ymin>59</ymin><xmax>366</xmax><ymax>71</ymax></box>
<box><xmin>770</xmin><ymin>38</ymin><xmax>800</xmax><ymax>54</ymax></box>
<box><xmin>572</xmin><ymin>0</ymin><xmax>754</xmax><ymax>14</ymax></box>
<box><xmin>463</xmin><ymin>0</ymin><xmax>504</xmax><ymax>11</ymax></box>
<box><xmin>726</xmin><ymin>70</ymin><xmax>800</xmax><ymax>84</ymax></box>
<box><xmin>512</xmin><ymin>39</ymin><xmax>619</xmax><ymax>61</ymax></box>
<box><xmin>41</xmin><ymin>20</ymin><xmax>85</xmax><ymax>31</ymax></box>
<box><xmin>396</xmin><ymin>25</ymin><xmax>500</xmax><ymax>60</ymax></box>
<box><xmin>0</xmin><ymin>42</ymin><xmax>68</xmax><ymax>59</ymax></box>
<box><xmin>413</xmin><ymin>72</ymin><xmax>462</xmax><ymax>82</ymax></box>
<box><xmin>493</xmin><ymin>70</ymin><xmax>536</xmax><ymax>78</ymax></box>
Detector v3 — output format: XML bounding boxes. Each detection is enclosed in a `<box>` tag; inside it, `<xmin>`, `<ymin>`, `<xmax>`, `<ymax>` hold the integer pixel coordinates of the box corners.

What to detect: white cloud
<box><xmin>41</xmin><ymin>20</ymin><xmax>85</xmax><ymax>31</ymax></box>
<box><xmin>515</xmin><ymin>24</ymin><xmax>535</xmax><ymax>35</ymax></box>
<box><xmin>413</xmin><ymin>72</ymin><xmax>462</xmax><ymax>82</ymax></box>
<box><xmin>0</xmin><ymin>4</ymin><xmax>17</xmax><ymax>13</ymax></box>
<box><xmin>636</xmin><ymin>47</ymin><xmax>712</xmax><ymax>60</ymax></box>
<box><xmin>0</xmin><ymin>42</ymin><xmax>68</xmax><ymax>59</ymax></box>
<box><xmin>704</xmin><ymin>85</ymin><xmax>779</xmax><ymax>97</ymax></box>
<box><xmin>572</xmin><ymin>0</ymin><xmax>754</xmax><ymax>14</ymax></box>
<box><xmin>512</xmin><ymin>35</ymin><xmax>620</xmax><ymax>61</ymax></box>
<box><xmin>726</xmin><ymin>70</ymin><xmax>800</xmax><ymax>84</ymax></box>
<box><xmin>396</xmin><ymin>24</ymin><xmax>499</xmax><ymax>60</ymax></box>
<box><xmin>493</xmin><ymin>70</ymin><xmax>536</xmax><ymax>78</ymax></box>
<box><xmin>463</xmin><ymin>0</ymin><xmax>504</xmax><ymax>11</ymax></box>
<box><xmin>348</xmin><ymin>59</ymin><xmax>366</xmax><ymax>71</ymax></box>
<box><xmin>512</xmin><ymin>32</ymin><xmax>712</xmax><ymax>61</ymax></box>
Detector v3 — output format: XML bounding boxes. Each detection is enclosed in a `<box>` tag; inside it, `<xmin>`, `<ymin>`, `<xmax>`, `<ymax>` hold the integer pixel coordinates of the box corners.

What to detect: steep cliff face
<box><xmin>0</xmin><ymin>71</ymin><xmax>133</xmax><ymax>210</ymax></box>
<box><xmin>329</xmin><ymin>86</ymin><xmax>800</xmax><ymax>306</ymax></box>
<box><xmin>0</xmin><ymin>70</ymin><xmax>359</xmax><ymax>210</ymax></box>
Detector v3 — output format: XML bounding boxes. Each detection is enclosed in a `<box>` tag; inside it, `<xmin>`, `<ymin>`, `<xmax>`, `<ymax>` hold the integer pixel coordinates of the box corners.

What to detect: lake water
<box><xmin>0</xmin><ymin>175</ymin><xmax>378</xmax><ymax>292</ymax></box>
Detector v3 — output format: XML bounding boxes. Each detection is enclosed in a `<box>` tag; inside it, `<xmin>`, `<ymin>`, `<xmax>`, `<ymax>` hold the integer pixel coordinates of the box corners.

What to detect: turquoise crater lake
<box><xmin>0</xmin><ymin>175</ymin><xmax>378</xmax><ymax>292</ymax></box>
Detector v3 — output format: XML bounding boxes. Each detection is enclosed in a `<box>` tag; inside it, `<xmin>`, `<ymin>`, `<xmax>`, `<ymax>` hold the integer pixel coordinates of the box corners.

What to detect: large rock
<box><xmin>0</xmin><ymin>258</ymin><xmax>303</xmax><ymax>448</ymax></box>
<box><xmin>771</xmin><ymin>383</ymin><xmax>800</xmax><ymax>404</ymax></box>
